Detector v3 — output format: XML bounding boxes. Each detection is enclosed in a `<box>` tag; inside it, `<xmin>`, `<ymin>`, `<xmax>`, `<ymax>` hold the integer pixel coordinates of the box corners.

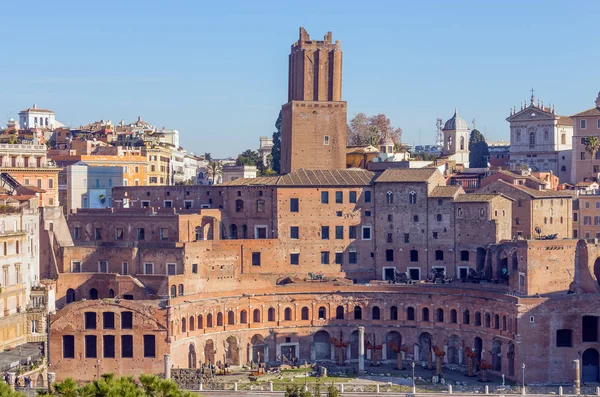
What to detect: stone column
<box><xmin>164</xmin><ymin>354</ymin><xmax>171</xmax><ymax>379</ymax></box>
<box><xmin>574</xmin><ymin>359</ymin><xmax>581</xmax><ymax>395</ymax></box>
<box><xmin>358</xmin><ymin>326</ymin><xmax>365</xmax><ymax>375</ymax></box>
<box><xmin>414</xmin><ymin>345</ymin><xmax>420</xmax><ymax>362</ymax></box>
<box><xmin>7</xmin><ymin>372</ymin><xmax>16</xmax><ymax>390</ymax></box>
<box><xmin>47</xmin><ymin>372</ymin><xmax>56</xmax><ymax>393</ymax></box>
<box><xmin>458</xmin><ymin>348</ymin><xmax>464</xmax><ymax>365</ymax></box>
<box><xmin>444</xmin><ymin>345</ymin><xmax>449</xmax><ymax>364</ymax></box>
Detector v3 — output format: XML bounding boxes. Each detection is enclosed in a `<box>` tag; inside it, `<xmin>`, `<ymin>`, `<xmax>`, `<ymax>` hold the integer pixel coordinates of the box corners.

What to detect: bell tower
<box><xmin>280</xmin><ymin>27</ymin><xmax>347</xmax><ymax>174</ymax></box>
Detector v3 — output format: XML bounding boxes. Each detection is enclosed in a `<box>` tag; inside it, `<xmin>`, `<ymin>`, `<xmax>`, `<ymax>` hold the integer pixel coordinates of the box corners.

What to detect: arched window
<box><xmin>253</xmin><ymin>309</ymin><xmax>261</xmax><ymax>323</ymax></box>
<box><xmin>318</xmin><ymin>306</ymin><xmax>326</xmax><ymax>320</ymax></box>
<box><xmin>354</xmin><ymin>306</ymin><xmax>362</xmax><ymax>320</ymax></box>
<box><xmin>561</xmin><ymin>165</ymin><xmax>567</xmax><ymax>172</ymax></box>
<box><xmin>460</xmin><ymin>136</ymin><xmax>465</xmax><ymax>150</ymax></box>
<box><xmin>390</xmin><ymin>306</ymin><xmax>398</xmax><ymax>320</ymax></box>
<box><xmin>108</xmin><ymin>289</ymin><xmax>115</xmax><ymax>298</ymax></box>
<box><xmin>529</xmin><ymin>132</ymin><xmax>535</xmax><ymax>146</ymax></box>
<box><xmin>447</xmin><ymin>136</ymin><xmax>452</xmax><ymax>150</ymax></box>
<box><xmin>268</xmin><ymin>307</ymin><xmax>275</xmax><ymax>321</ymax></box>
<box><xmin>240</xmin><ymin>310</ymin><xmax>247</xmax><ymax>324</ymax></box>
<box><xmin>228</xmin><ymin>311</ymin><xmax>235</xmax><ymax>325</ymax></box>
<box><xmin>170</xmin><ymin>285</ymin><xmax>177</xmax><ymax>297</ymax></box>
<box><xmin>178</xmin><ymin>284</ymin><xmax>184</xmax><ymax>296</ymax></box>
<box><xmin>66</xmin><ymin>288</ymin><xmax>76</xmax><ymax>303</ymax></box>
<box><xmin>336</xmin><ymin>306</ymin><xmax>344</xmax><ymax>320</ymax></box>
<box><xmin>503</xmin><ymin>315</ymin><xmax>507</xmax><ymax>331</ymax></box>
<box><xmin>217</xmin><ymin>312</ymin><xmax>223</xmax><ymax>326</ymax></box>
<box><xmin>485</xmin><ymin>313</ymin><xmax>491</xmax><ymax>327</ymax></box>
<box><xmin>34</xmin><ymin>117</ymin><xmax>38</xmax><ymax>125</ymax></box>
<box><xmin>516</xmin><ymin>217</ymin><xmax>520</xmax><ymax>225</ymax></box>
<box><xmin>284</xmin><ymin>308</ymin><xmax>292</xmax><ymax>321</ymax></box>
<box><xmin>407</xmin><ymin>307</ymin><xmax>415</xmax><ymax>321</ymax></box>
<box><xmin>475</xmin><ymin>312</ymin><xmax>481</xmax><ymax>326</ymax></box>
<box><xmin>463</xmin><ymin>310</ymin><xmax>470</xmax><ymax>324</ymax></box>
<box><xmin>198</xmin><ymin>315</ymin><xmax>203</xmax><ymax>329</ymax></box>
<box><xmin>256</xmin><ymin>199</ymin><xmax>265</xmax><ymax>213</ymax></box>
<box><xmin>189</xmin><ymin>316</ymin><xmax>195</xmax><ymax>331</ymax></box>
<box><xmin>495</xmin><ymin>314</ymin><xmax>500</xmax><ymax>329</ymax></box>
<box><xmin>207</xmin><ymin>313</ymin><xmax>213</xmax><ymax>327</ymax></box>
<box><xmin>436</xmin><ymin>308</ymin><xmax>444</xmax><ymax>322</ymax></box>
<box><xmin>89</xmin><ymin>288</ymin><xmax>98</xmax><ymax>300</ymax></box>
<box><xmin>235</xmin><ymin>199</ymin><xmax>244</xmax><ymax>212</ymax></box>
<box><xmin>450</xmin><ymin>309</ymin><xmax>457</xmax><ymax>323</ymax></box>
<box><xmin>516</xmin><ymin>131</ymin><xmax>521</xmax><ymax>141</ymax></box>
<box><xmin>386</xmin><ymin>191</ymin><xmax>394</xmax><ymax>204</ymax></box>
<box><xmin>408</xmin><ymin>191</ymin><xmax>417</xmax><ymax>204</ymax></box>
<box><xmin>301</xmin><ymin>307</ymin><xmax>309</xmax><ymax>320</ymax></box>
<box><xmin>422</xmin><ymin>307</ymin><xmax>430</xmax><ymax>321</ymax></box>
<box><xmin>181</xmin><ymin>318</ymin><xmax>187</xmax><ymax>333</ymax></box>
<box><xmin>45</xmin><ymin>117</ymin><xmax>49</xmax><ymax>126</ymax></box>
<box><xmin>372</xmin><ymin>306</ymin><xmax>381</xmax><ymax>320</ymax></box>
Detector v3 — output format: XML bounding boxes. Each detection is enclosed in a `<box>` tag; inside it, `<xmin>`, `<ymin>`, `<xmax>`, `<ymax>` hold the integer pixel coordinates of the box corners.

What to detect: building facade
<box><xmin>570</xmin><ymin>92</ymin><xmax>600</xmax><ymax>184</ymax></box>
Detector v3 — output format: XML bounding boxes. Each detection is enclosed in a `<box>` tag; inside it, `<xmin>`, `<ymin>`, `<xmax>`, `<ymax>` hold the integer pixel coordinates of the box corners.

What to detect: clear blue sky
<box><xmin>1</xmin><ymin>1</ymin><xmax>598</xmax><ymax>157</ymax></box>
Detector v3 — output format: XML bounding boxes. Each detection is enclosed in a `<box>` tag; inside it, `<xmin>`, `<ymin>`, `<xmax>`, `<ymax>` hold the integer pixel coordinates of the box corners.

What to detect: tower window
<box><xmin>324</xmin><ymin>136</ymin><xmax>330</xmax><ymax>145</ymax></box>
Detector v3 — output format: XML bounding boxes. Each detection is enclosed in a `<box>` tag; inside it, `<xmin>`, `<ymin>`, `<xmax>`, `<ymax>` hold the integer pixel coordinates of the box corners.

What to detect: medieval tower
<box><xmin>280</xmin><ymin>27</ymin><xmax>347</xmax><ymax>174</ymax></box>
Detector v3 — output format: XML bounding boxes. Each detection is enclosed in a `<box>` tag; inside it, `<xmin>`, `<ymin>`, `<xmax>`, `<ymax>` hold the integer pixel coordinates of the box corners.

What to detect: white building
<box><xmin>221</xmin><ymin>165</ymin><xmax>257</xmax><ymax>183</ymax></box>
<box><xmin>65</xmin><ymin>163</ymin><xmax>124</xmax><ymax>213</ymax></box>
<box><xmin>506</xmin><ymin>94</ymin><xmax>572</xmax><ymax>182</ymax></box>
<box><xmin>441</xmin><ymin>109</ymin><xmax>470</xmax><ymax>167</ymax></box>
<box><xmin>18</xmin><ymin>104</ymin><xmax>62</xmax><ymax>130</ymax></box>
<box><xmin>258</xmin><ymin>136</ymin><xmax>273</xmax><ymax>167</ymax></box>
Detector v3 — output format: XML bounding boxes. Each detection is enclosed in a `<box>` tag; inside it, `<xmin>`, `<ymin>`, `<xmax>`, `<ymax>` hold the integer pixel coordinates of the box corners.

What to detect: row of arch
<box><xmin>174</xmin><ymin>305</ymin><xmax>516</xmax><ymax>335</ymax></box>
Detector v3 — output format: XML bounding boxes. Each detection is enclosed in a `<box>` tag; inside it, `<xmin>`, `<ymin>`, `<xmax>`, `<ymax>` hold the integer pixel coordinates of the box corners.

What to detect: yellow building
<box><xmin>142</xmin><ymin>144</ymin><xmax>172</xmax><ymax>185</ymax></box>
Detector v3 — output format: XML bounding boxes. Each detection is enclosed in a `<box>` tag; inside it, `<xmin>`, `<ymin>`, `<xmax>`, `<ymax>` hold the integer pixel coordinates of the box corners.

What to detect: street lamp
<box><xmin>521</xmin><ymin>363</ymin><xmax>526</xmax><ymax>395</ymax></box>
<box><xmin>411</xmin><ymin>361</ymin><xmax>416</xmax><ymax>394</ymax></box>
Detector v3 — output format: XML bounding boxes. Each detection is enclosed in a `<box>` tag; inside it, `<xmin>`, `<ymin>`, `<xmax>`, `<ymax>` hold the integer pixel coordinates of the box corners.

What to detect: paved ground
<box><xmin>0</xmin><ymin>342</ymin><xmax>44</xmax><ymax>372</ymax></box>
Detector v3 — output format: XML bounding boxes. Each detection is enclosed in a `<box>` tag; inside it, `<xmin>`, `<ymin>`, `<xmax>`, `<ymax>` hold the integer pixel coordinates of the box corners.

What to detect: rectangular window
<box><xmin>136</xmin><ymin>228</ymin><xmax>145</xmax><ymax>240</ymax></box>
<box><xmin>335</xmin><ymin>226</ymin><xmax>343</xmax><ymax>239</ymax></box>
<box><xmin>95</xmin><ymin>179</ymin><xmax>100</xmax><ymax>188</ymax></box>
<box><xmin>290</xmin><ymin>253</ymin><xmax>299</xmax><ymax>265</ymax></box>
<box><xmin>94</xmin><ymin>228</ymin><xmax>102</xmax><ymax>240</ymax></box>
<box><xmin>167</xmin><ymin>263</ymin><xmax>176</xmax><ymax>275</ymax></box>
<box><xmin>85</xmin><ymin>312</ymin><xmax>96</xmax><ymax>329</ymax></box>
<box><xmin>335</xmin><ymin>191</ymin><xmax>343</xmax><ymax>204</ymax></box>
<box><xmin>192</xmin><ymin>264</ymin><xmax>198</xmax><ymax>274</ymax></box>
<box><xmin>290</xmin><ymin>226</ymin><xmax>299</xmax><ymax>239</ymax></box>
<box><xmin>321</xmin><ymin>251</ymin><xmax>330</xmax><ymax>265</ymax></box>
<box><xmin>71</xmin><ymin>261</ymin><xmax>81</xmax><ymax>273</ymax></box>
<box><xmin>349</xmin><ymin>226</ymin><xmax>357</xmax><ymax>239</ymax></box>
<box><xmin>335</xmin><ymin>252</ymin><xmax>343</xmax><ymax>264</ymax></box>
<box><xmin>404</xmin><ymin>233</ymin><xmax>410</xmax><ymax>243</ymax></box>
<box><xmin>386</xmin><ymin>249</ymin><xmax>394</xmax><ymax>262</ymax></box>
<box><xmin>103</xmin><ymin>312</ymin><xmax>115</xmax><ymax>329</ymax></box>
<box><xmin>121</xmin><ymin>335</ymin><xmax>133</xmax><ymax>358</ymax></box>
<box><xmin>122</xmin><ymin>262</ymin><xmax>129</xmax><ymax>275</ymax></box>
<box><xmin>413</xmin><ymin>215</ymin><xmax>419</xmax><ymax>222</ymax></box>
<box><xmin>387</xmin><ymin>233</ymin><xmax>393</xmax><ymax>243</ymax></box>
<box><xmin>349</xmin><ymin>191</ymin><xmax>357</xmax><ymax>203</ymax></box>
<box><xmin>63</xmin><ymin>335</ymin><xmax>75</xmax><ymax>358</ymax></box>
<box><xmin>252</xmin><ymin>252</ymin><xmax>261</xmax><ymax>266</ymax></box>
<box><xmin>254</xmin><ymin>226</ymin><xmax>267</xmax><ymax>239</ymax></box>
<box><xmin>49</xmin><ymin>179</ymin><xmax>54</xmax><ymax>188</ymax></box>
<box><xmin>290</xmin><ymin>198</ymin><xmax>299</xmax><ymax>212</ymax></box>
<box><xmin>85</xmin><ymin>335</ymin><xmax>97</xmax><ymax>358</ymax></box>
<box><xmin>365</xmin><ymin>210</ymin><xmax>371</xmax><ymax>217</ymax></box>
<box><xmin>121</xmin><ymin>311</ymin><xmax>133</xmax><ymax>329</ymax></box>
<box><xmin>144</xmin><ymin>263</ymin><xmax>153</xmax><ymax>275</ymax></box>
<box><xmin>433</xmin><ymin>232</ymin><xmax>439</xmax><ymax>239</ymax></box>
<box><xmin>349</xmin><ymin>251</ymin><xmax>357</xmax><ymax>264</ymax></box>
<box><xmin>103</xmin><ymin>335</ymin><xmax>115</xmax><ymax>358</ymax></box>
<box><xmin>574</xmin><ymin>213</ymin><xmax>579</xmax><ymax>221</ymax></box>
<box><xmin>581</xmin><ymin>119</ymin><xmax>587</xmax><ymax>129</ymax></box>
<box><xmin>321</xmin><ymin>226</ymin><xmax>330</xmax><ymax>240</ymax></box>
<box><xmin>143</xmin><ymin>335</ymin><xmax>156</xmax><ymax>358</ymax></box>
<box><xmin>141</xmin><ymin>200</ymin><xmax>150</xmax><ymax>208</ymax></box>
<box><xmin>160</xmin><ymin>228</ymin><xmax>169</xmax><ymax>240</ymax></box>
<box><xmin>98</xmin><ymin>261</ymin><xmax>108</xmax><ymax>273</ymax></box>
<box><xmin>410</xmin><ymin>250</ymin><xmax>419</xmax><ymax>262</ymax></box>
<box><xmin>73</xmin><ymin>227</ymin><xmax>81</xmax><ymax>240</ymax></box>
<box><xmin>362</xmin><ymin>226</ymin><xmax>372</xmax><ymax>240</ymax></box>
<box><xmin>556</xmin><ymin>329</ymin><xmax>572</xmax><ymax>347</ymax></box>
<box><xmin>115</xmin><ymin>228</ymin><xmax>124</xmax><ymax>240</ymax></box>
<box><xmin>364</xmin><ymin>191</ymin><xmax>371</xmax><ymax>203</ymax></box>
<box><xmin>37</xmin><ymin>179</ymin><xmax>42</xmax><ymax>188</ymax></box>
<box><xmin>436</xmin><ymin>214</ymin><xmax>442</xmax><ymax>222</ymax></box>
<box><xmin>164</xmin><ymin>200</ymin><xmax>172</xmax><ymax>208</ymax></box>
<box><xmin>583</xmin><ymin>316</ymin><xmax>598</xmax><ymax>342</ymax></box>
<box><xmin>581</xmin><ymin>152</ymin><xmax>586</xmax><ymax>160</ymax></box>
<box><xmin>321</xmin><ymin>191</ymin><xmax>329</xmax><ymax>204</ymax></box>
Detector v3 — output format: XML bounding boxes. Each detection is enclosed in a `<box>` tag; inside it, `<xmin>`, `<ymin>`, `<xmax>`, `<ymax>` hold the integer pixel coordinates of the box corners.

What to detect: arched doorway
<box><xmin>89</xmin><ymin>288</ymin><xmax>98</xmax><ymax>300</ymax></box>
<box><xmin>205</xmin><ymin>340</ymin><xmax>215</xmax><ymax>365</ymax></box>
<box><xmin>447</xmin><ymin>335</ymin><xmax>460</xmax><ymax>365</ymax></box>
<box><xmin>385</xmin><ymin>331</ymin><xmax>402</xmax><ymax>360</ymax></box>
<box><xmin>188</xmin><ymin>344</ymin><xmax>197</xmax><ymax>368</ymax></box>
<box><xmin>476</xmin><ymin>248</ymin><xmax>486</xmax><ymax>271</ymax></box>
<box><xmin>350</xmin><ymin>330</ymin><xmax>359</xmax><ymax>360</ymax></box>
<box><xmin>491</xmin><ymin>339</ymin><xmax>502</xmax><ymax>371</ymax></box>
<box><xmin>226</xmin><ymin>336</ymin><xmax>240</xmax><ymax>365</ymax></box>
<box><xmin>474</xmin><ymin>337</ymin><xmax>483</xmax><ymax>370</ymax></box>
<box><xmin>314</xmin><ymin>330</ymin><xmax>331</xmax><ymax>360</ymax></box>
<box><xmin>508</xmin><ymin>343</ymin><xmax>515</xmax><ymax>377</ymax></box>
<box><xmin>251</xmin><ymin>334</ymin><xmax>266</xmax><ymax>363</ymax></box>
<box><xmin>108</xmin><ymin>289</ymin><xmax>115</xmax><ymax>298</ymax></box>
<box><xmin>66</xmin><ymin>288</ymin><xmax>75</xmax><ymax>303</ymax></box>
<box><xmin>583</xmin><ymin>348</ymin><xmax>600</xmax><ymax>383</ymax></box>
<box><xmin>418</xmin><ymin>333</ymin><xmax>432</xmax><ymax>362</ymax></box>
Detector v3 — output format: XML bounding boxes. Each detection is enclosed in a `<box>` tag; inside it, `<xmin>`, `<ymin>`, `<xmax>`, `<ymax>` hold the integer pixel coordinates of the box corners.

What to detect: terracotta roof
<box><xmin>482</xmin><ymin>180</ymin><xmax>573</xmax><ymax>199</ymax></box>
<box><xmin>19</xmin><ymin>107</ymin><xmax>54</xmax><ymax>114</ymax></box>
<box><xmin>575</xmin><ymin>181</ymin><xmax>597</xmax><ymax>187</ymax></box>
<box><xmin>220</xmin><ymin>169</ymin><xmax>376</xmax><ymax>187</ymax></box>
<box><xmin>346</xmin><ymin>145</ymin><xmax>379</xmax><ymax>154</ymax></box>
<box><xmin>375</xmin><ymin>168</ymin><xmax>439</xmax><ymax>183</ymax></box>
<box><xmin>18</xmin><ymin>185</ymin><xmax>46</xmax><ymax>193</ymax></box>
<box><xmin>454</xmin><ymin>194</ymin><xmax>501</xmax><ymax>203</ymax></box>
<box><xmin>557</xmin><ymin>116</ymin><xmax>573</xmax><ymax>126</ymax></box>
<box><xmin>429</xmin><ymin>186</ymin><xmax>463</xmax><ymax>198</ymax></box>
<box><xmin>571</xmin><ymin>107</ymin><xmax>600</xmax><ymax>118</ymax></box>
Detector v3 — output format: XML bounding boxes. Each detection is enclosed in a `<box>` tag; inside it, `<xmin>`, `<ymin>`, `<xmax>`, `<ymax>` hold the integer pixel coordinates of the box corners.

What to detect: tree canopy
<box><xmin>347</xmin><ymin>113</ymin><xmax>402</xmax><ymax>147</ymax></box>
<box><xmin>468</xmin><ymin>129</ymin><xmax>490</xmax><ymax>168</ymax></box>
<box><xmin>271</xmin><ymin>111</ymin><xmax>282</xmax><ymax>174</ymax></box>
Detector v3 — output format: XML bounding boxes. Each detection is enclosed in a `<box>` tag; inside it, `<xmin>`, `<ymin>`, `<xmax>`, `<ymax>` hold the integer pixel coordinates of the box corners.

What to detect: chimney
<box><xmin>33</xmin><ymin>104</ymin><xmax>37</xmax><ymax>109</ymax></box>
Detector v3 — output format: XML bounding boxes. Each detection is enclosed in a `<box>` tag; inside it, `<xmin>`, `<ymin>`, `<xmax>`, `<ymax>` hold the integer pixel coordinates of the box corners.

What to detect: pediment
<box><xmin>506</xmin><ymin>106</ymin><xmax>555</xmax><ymax>122</ymax></box>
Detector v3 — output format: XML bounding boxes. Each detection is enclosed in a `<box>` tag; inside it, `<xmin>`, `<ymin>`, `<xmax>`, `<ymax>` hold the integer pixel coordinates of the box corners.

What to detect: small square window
<box><xmin>290</xmin><ymin>226</ymin><xmax>299</xmax><ymax>239</ymax></box>
<box><xmin>252</xmin><ymin>252</ymin><xmax>261</xmax><ymax>266</ymax></box>
<box><xmin>365</xmin><ymin>210</ymin><xmax>371</xmax><ymax>217</ymax></box>
<box><xmin>324</xmin><ymin>135</ymin><xmax>330</xmax><ymax>145</ymax></box>
<box><xmin>335</xmin><ymin>252</ymin><xmax>343</xmax><ymax>264</ymax></box>
<box><xmin>349</xmin><ymin>191</ymin><xmax>357</xmax><ymax>203</ymax></box>
<box><xmin>290</xmin><ymin>253</ymin><xmax>300</xmax><ymax>265</ymax></box>
<box><xmin>321</xmin><ymin>251</ymin><xmax>330</xmax><ymax>264</ymax></box>
<box><xmin>192</xmin><ymin>264</ymin><xmax>198</xmax><ymax>274</ymax></box>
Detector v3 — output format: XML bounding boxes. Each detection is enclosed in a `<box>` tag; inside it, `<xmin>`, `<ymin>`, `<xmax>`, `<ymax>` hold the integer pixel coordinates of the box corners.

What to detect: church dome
<box><xmin>378</xmin><ymin>135</ymin><xmax>394</xmax><ymax>146</ymax></box>
<box><xmin>443</xmin><ymin>109</ymin><xmax>469</xmax><ymax>131</ymax></box>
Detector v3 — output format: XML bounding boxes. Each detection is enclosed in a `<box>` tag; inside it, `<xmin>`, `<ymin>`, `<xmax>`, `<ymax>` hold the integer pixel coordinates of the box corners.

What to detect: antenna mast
<box><xmin>435</xmin><ymin>118</ymin><xmax>443</xmax><ymax>150</ymax></box>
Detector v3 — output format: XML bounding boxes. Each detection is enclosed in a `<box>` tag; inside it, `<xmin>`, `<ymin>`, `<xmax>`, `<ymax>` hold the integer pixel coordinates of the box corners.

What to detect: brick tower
<box><xmin>280</xmin><ymin>27</ymin><xmax>347</xmax><ymax>174</ymax></box>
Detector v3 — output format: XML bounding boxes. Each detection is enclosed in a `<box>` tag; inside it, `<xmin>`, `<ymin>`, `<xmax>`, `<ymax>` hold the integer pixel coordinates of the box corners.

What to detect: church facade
<box><xmin>506</xmin><ymin>94</ymin><xmax>573</xmax><ymax>182</ymax></box>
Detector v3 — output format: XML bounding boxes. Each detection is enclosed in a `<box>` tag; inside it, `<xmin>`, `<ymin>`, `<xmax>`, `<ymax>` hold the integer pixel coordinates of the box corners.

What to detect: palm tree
<box><xmin>206</xmin><ymin>161</ymin><xmax>223</xmax><ymax>185</ymax></box>
<box><xmin>585</xmin><ymin>136</ymin><xmax>600</xmax><ymax>181</ymax></box>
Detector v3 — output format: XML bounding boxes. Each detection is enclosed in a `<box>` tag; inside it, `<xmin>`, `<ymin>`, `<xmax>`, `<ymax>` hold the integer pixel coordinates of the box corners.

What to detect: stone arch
<box><xmin>240</xmin><ymin>310</ymin><xmax>247</xmax><ymax>324</ymax></box>
<box><xmin>492</xmin><ymin>338</ymin><xmax>502</xmax><ymax>371</ymax></box>
<box><xmin>226</xmin><ymin>336</ymin><xmax>240</xmax><ymax>365</ymax></box>
<box><xmin>230</xmin><ymin>224</ymin><xmax>238</xmax><ymax>239</ymax></box>
<box><xmin>108</xmin><ymin>289</ymin><xmax>115</xmax><ymax>298</ymax></box>
<box><xmin>473</xmin><ymin>337</ymin><xmax>483</xmax><ymax>363</ymax></box>
<box><xmin>301</xmin><ymin>306</ymin><xmax>309</xmax><ymax>320</ymax></box>
<box><xmin>251</xmin><ymin>334</ymin><xmax>266</xmax><ymax>363</ymax></box>
<box><xmin>447</xmin><ymin>334</ymin><xmax>460</xmax><ymax>365</ymax></box>
<box><xmin>418</xmin><ymin>332</ymin><xmax>432</xmax><ymax>362</ymax></box>
<box><xmin>178</xmin><ymin>284</ymin><xmax>184</xmax><ymax>296</ymax></box>
<box><xmin>354</xmin><ymin>306</ymin><xmax>362</xmax><ymax>320</ymax></box>
<box><xmin>476</xmin><ymin>247</ymin><xmax>486</xmax><ymax>271</ymax></box>
<box><xmin>313</xmin><ymin>330</ymin><xmax>331</xmax><ymax>360</ymax></box>
<box><xmin>205</xmin><ymin>339</ymin><xmax>215</xmax><ymax>364</ymax></box>
<box><xmin>372</xmin><ymin>306</ymin><xmax>381</xmax><ymax>320</ymax></box>
<box><xmin>385</xmin><ymin>331</ymin><xmax>402</xmax><ymax>360</ymax></box>
<box><xmin>206</xmin><ymin>313</ymin><xmax>213</xmax><ymax>327</ymax></box>
<box><xmin>407</xmin><ymin>306</ymin><xmax>415</xmax><ymax>321</ymax></box>
<box><xmin>66</xmin><ymin>288</ymin><xmax>76</xmax><ymax>303</ymax></box>
<box><xmin>228</xmin><ymin>311</ymin><xmax>235</xmax><ymax>325</ymax></box>
<box><xmin>485</xmin><ymin>313</ymin><xmax>491</xmax><ymax>327</ymax></box>
<box><xmin>217</xmin><ymin>312</ymin><xmax>223</xmax><ymax>326</ymax></box>
<box><xmin>36</xmin><ymin>374</ymin><xmax>44</xmax><ymax>388</ymax></box>
<box><xmin>89</xmin><ymin>288</ymin><xmax>98</xmax><ymax>300</ymax></box>
<box><xmin>188</xmin><ymin>343</ymin><xmax>197</xmax><ymax>368</ymax></box>
<box><xmin>436</xmin><ymin>308</ymin><xmax>444</xmax><ymax>322</ymax></box>
<box><xmin>583</xmin><ymin>348</ymin><xmax>600</xmax><ymax>382</ymax></box>
<box><xmin>189</xmin><ymin>316</ymin><xmax>195</xmax><ymax>331</ymax></box>
<box><xmin>318</xmin><ymin>306</ymin><xmax>326</xmax><ymax>320</ymax></box>
<box><xmin>335</xmin><ymin>306</ymin><xmax>344</xmax><ymax>320</ymax></box>
<box><xmin>268</xmin><ymin>307</ymin><xmax>275</xmax><ymax>321</ymax></box>
<box><xmin>253</xmin><ymin>309</ymin><xmax>261</xmax><ymax>322</ymax></box>
<box><xmin>390</xmin><ymin>306</ymin><xmax>398</xmax><ymax>320</ymax></box>
<box><xmin>170</xmin><ymin>285</ymin><xmax>176</xmax><ymax>298</ymax></box>
<box><xmin>475</xmin><ymin>311</ymin><xmax>482</xmax><ymax>326</ymax></box>
<box><xmin>284</xmin><ymin>307</ymin><xmax>292</xmax><ymax>321</ymax></box>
